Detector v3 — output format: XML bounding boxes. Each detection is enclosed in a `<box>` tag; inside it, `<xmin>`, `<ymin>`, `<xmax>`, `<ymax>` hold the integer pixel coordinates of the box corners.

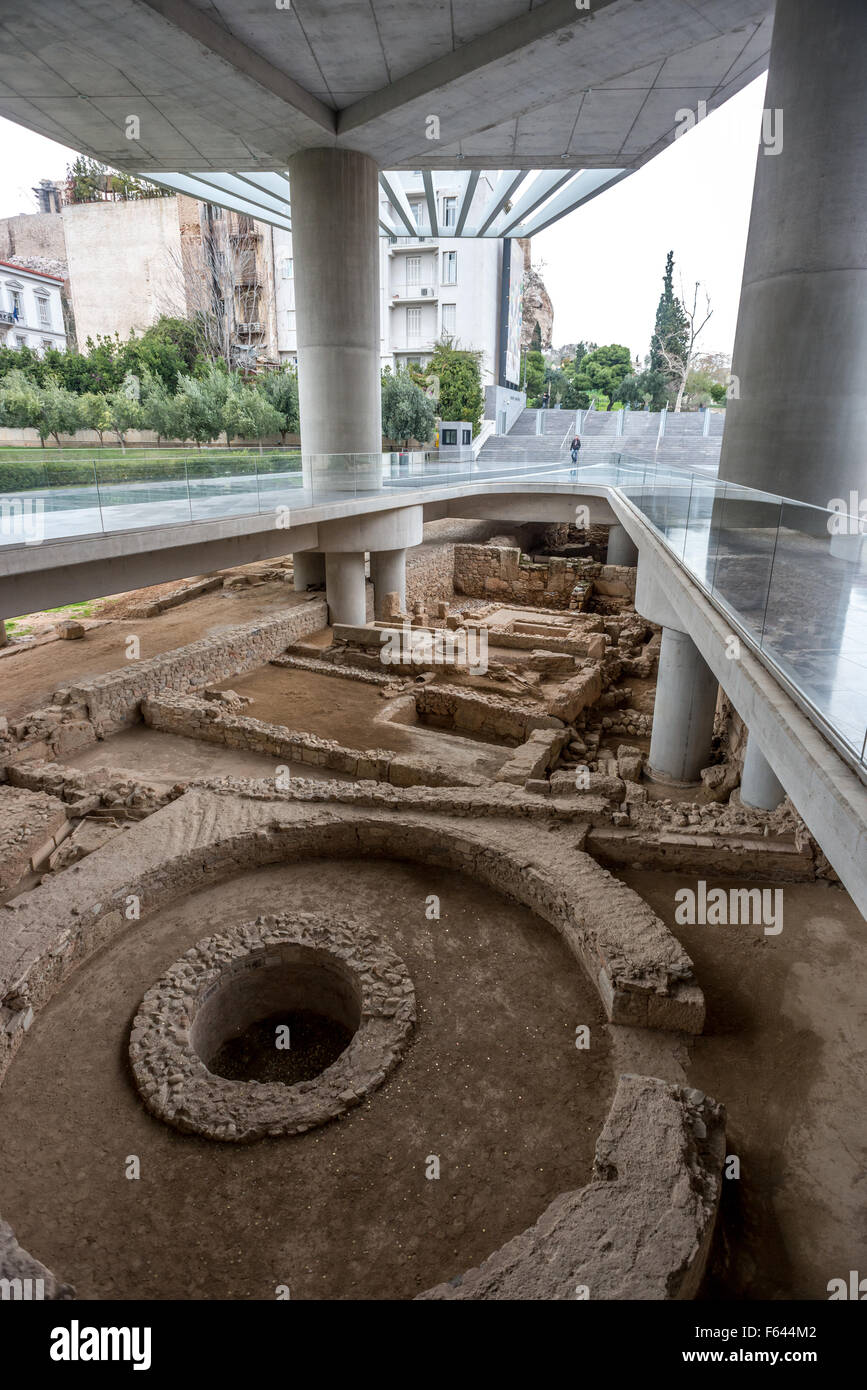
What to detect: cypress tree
<box><xmin>650</xmin><ymin>251</ymin><xmax>689</xmax><ymax>380</ymax></box>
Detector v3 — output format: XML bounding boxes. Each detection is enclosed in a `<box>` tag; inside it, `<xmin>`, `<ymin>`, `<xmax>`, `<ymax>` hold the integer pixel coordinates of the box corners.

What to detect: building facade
<box><xmin>0</xmin><ymin>260</ymin><xmax>67</xmax><ymax>354</ymax></box>
<box><xmin>273</xmin><ymin>174</ymin><xmax>505</xmax><ymax>386</ymax></box>
<box><xmin>1</xmin><ymin>182</ymin><xmax>510</xmax><ymax>384</ymax></box>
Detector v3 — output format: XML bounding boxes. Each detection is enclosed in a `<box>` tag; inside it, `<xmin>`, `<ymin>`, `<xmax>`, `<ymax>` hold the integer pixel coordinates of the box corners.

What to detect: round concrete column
<box><xmin>719</xmin><ymin>0</ymin><xmax>867</xmax><ymax>507</ymax></box>
<box><xmin>293</xmin><ymin>550</ymin><xmax>326</xmax><ymax>591</ymax></box>
<box><xmin>606</xmin><ymin>524</ymin><xmax>638</xmax><ymax>566</ymax></box>
<box><xmin>288</xmin><ymin>148</ymin><xmax>382</xmax><ymax>489</ymax></box>
<box><xmin>0</xmin><ymin>618</ymin><xmax>7</xmax><ymax>649</ymax></box>
<box><xmin>647</xmin><ymin>627</ymin><xmax>719</xmax><ymax>785</ymax></box>
<box><xmin>325</xmin><ymin>552</ymin><xmax>367</xmax><ymax>627</ymax></box>
<box><xmin>740</xmin><ymin>731</ymin><xmax>786</xmax><ymax>811</ymax></box>
<box><xmin>370</xmin><ymin>548</ymin><xmax>407</xmax><ymax>618</ymax></box>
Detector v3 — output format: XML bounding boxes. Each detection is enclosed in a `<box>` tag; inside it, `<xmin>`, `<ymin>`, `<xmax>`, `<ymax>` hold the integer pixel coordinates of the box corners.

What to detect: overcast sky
<box><xmin>0</xmin><ymin>71</ymin><xmax>766</xmax><ymax>361</ymax></box>
<box><xmin>536</xmin><ymin>74</ymin><xmax>767</xmax><ymax>362</ymax></box>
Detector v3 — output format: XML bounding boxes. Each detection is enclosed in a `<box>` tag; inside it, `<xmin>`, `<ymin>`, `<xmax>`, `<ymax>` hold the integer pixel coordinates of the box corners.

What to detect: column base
<box><xmin>325</xmin><ymin>551</ymin><xmax>367</xmax><ymax>627</ymax></box>
<box><xmin>293</xmin><ymin>550</ymin><xmax>326</xmax><ymax>591</ymax></box>
<box><xmin>607</xmin><ymin>524</ymin><xmax>639</xmax><ymax>567</ymax></box>
<box><xmin>740</xmin><ymin>731</ymin><xmax>786</xmax><ymax>810</ymax></box>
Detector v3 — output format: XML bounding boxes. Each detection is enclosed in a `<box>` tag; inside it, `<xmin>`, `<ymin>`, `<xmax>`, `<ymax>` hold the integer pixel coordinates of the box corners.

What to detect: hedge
<box><xmin>0</xmin><ymin>452</ymin><xmax>302</xmax><ymax>494</ymax></box>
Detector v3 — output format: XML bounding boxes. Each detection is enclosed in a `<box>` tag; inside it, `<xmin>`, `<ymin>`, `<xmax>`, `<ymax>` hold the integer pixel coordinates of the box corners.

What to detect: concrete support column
<box><xmin>719</xmin><ymin>0</ymin><xmax>867</xmax><ymax>506</ymax></box>
<box><xmin>740</xmin><ymin>731</ymin><xmax>786</xmax><ymax>811</ymax></box>
<box><xmin>325</xmin><ymin>552</ymin><xmax>367</xmax><ymax>627</ymax></box>
<box><xmin>370</xmin><ymin>547</ymin><xmax>407</xmax><ymax>618</ymax></box>
<box><xmin>606</xmin><ymin>524</ymin><xmax>638</xmax><ymax>567</ymax></box>
<box><xmin>0</xmin><ymin>618</ymin><xmax>7</xmax><ymax>648</ymax></box>
<box><xmin>293</xmin><ymin>550</ymin><xmax>326</xmax><ymax>592</ymax></box>
<box><xmin>647</xmin><ymin>627</ymin><xmax>719</xmax><ymax>785</ymax></box>
<box><xmin>287</xmin><ymin>148</ymin><xmax>382</xmax><ymax>486</ymax></box>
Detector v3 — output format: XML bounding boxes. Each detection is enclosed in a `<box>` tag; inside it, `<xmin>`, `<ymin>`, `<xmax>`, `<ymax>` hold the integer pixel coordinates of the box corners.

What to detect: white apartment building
<box><xmin>0</xmin><ymin>260</ymin><xmax>67</xmax><ymax>354</ymax></box>
<box><xmin>273</xmin><ymin>174</ymin><xmax>504</xmax><ymax>386</ymax></box>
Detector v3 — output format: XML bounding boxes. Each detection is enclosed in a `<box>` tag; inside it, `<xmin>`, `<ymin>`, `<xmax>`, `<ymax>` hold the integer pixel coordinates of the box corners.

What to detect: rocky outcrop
<box><xmin>518</xmin><ymin>237</ymin><xmax>554</xmax><ymax>349</ymax></box>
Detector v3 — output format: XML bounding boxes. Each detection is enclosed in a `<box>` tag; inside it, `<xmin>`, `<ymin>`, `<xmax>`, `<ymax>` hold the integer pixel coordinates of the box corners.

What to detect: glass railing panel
<box><xmin>184</xmin><ymin>452</ymin><xmax>260</xmax><ymax>522</ymax></box>
<box><xmin>0</xmin><ymin>453</ymin><xmax>102</xmax><ymax>545</ymax></box>
<box><xmin>706</xmin><ymin>483</ymin><xmax>781</xmax><ymax>634</ymax></box>
<box><xmin>93</xmin><ymin>453</ymin><xmax>193</xmax><ymax>531</ymax></box>
<box><xmin>681</xmin><ymin>475</ymin><xmax>719</xmax><ymax>579</ymax></box>
<box><xmin>254</xmin><ymin>451</ymin><xmax>303</xmax><ymax>515</ymax></box>
<box><xmin>761</xmin><ymin>499</ymin><xmax>867</xmax><ymax>761</ymax></box>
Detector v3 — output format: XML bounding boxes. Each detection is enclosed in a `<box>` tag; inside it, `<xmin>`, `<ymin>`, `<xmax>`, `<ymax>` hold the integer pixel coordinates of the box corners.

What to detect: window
<box><xmin>406</xmin><ymin>307</ymin><xmax>421</xmax><ymax>339</ymax></box>
<box><xmin>281</xmin><ymin>257</ymin><xmax>293</xmax><ymax>279</ymax></box>
<box><xmin>410</xmin><ymin>200</ymin><xmax>424</xmax><ymax>228</ymax></box>
<box><xmin>405</xmin><ymin>255</ymin><xmax>421</xmax><ymax>287</ymax></box>
<box><xmin>15</xmin><ymin>335</ymin><xmax>26</xmax><ymax>349</ymax></box>
<box><xmin>441</xmin><ymin>302</ymin><xmax>456</xmax><ymax>335</ymax></box>
<box><xmin>462</xmin><ymin>428</ymin><xmax>472</xmax><ymax>446</ymax></box>
<box><xmin>441</xmin><ymin>428</ymin><xmax>457</xmax><ymax>446</ymax></box>
<box><xmin>42</xmin><ymin>340</ymin><xmax>53</xmax><ymax>353</ymax></box>
<box><xmin>442</xmin><ymin>196</ymin><xmax>457</xmax><ymax>229</ymax></box>
<box><xmin>9</xmin><ymin>288</ymin><xmax>23</xmax><ymax>320</ymax></box>
<box><xmin>36</xmin><ymin>297</ymin><xmax>51</xmax><ymax>328</ymax></box>
<box><xmin>442</xmin><ymin>251</ymin><xmax>457</xmax><ymax>284</ymax></box>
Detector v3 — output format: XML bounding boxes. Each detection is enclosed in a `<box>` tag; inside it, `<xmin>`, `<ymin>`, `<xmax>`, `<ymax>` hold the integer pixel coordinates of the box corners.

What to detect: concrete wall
<box><xmin>485</xmin><ymin>385</ymin><xmax>526</xmax><ymax>433</ymax></box>
<box><xmin>0</xmin><ymin>428</ymin><xmax>301</xmax><ymax>448</ymax></box>
<box><xmin>62</xmin><ymin>197</ymin><xmax>186</xmax><ymax>343</ymax></box>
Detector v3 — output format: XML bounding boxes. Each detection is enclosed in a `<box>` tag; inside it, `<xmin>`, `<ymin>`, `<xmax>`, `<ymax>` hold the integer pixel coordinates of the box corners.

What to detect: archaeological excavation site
<box><xmin>1</xmin><ymin>516</ymin><xmax>863</xmax><ymax>1306</ymax></box>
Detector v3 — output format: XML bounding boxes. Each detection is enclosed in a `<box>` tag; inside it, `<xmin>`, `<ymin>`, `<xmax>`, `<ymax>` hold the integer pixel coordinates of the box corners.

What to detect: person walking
<box><xmin>569</xmin><ymin>434</ymin><xmax>581</xmax><ymax>475</ymax></box>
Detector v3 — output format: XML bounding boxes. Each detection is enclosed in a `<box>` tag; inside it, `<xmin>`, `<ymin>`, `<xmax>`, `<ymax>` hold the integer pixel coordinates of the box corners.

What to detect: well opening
<box><xmin>192</xmin><ymin>945</ymin><xmax>362</xmax><ymax>1085</ymax></box>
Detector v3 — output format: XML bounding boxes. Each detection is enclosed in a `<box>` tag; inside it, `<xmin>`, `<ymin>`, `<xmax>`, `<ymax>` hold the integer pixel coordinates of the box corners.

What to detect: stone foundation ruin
<box><xmin>0</xmin><ymin>523</ymin><xmax>853</xmax><ymax>1301</ymax></box>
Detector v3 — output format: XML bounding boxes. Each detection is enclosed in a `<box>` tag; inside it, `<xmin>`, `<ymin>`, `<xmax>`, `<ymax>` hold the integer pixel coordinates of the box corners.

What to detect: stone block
<box><xmin>545</xmin><ymin>665</ymin><xmax>603</xmax><ymax>722</ymax></box>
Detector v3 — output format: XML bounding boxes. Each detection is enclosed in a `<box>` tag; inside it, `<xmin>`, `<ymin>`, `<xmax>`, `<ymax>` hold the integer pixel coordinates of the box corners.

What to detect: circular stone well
<box><xmin>129</xmin><ymin>913</ymin><xmax>415</xmax><ymax>1141</ymax></box>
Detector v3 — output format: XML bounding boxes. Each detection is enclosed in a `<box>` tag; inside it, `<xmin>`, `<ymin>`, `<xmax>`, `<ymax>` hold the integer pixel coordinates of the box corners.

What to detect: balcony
<box><xmin>389</xmin><ymin>234</ymin><xmax>437</xmax><ymax>249</ymax></box>
<box><xmin>236</xmin><ymin>321</ymin><xmax>264</xmax><ymax>336</ymax></box>
<box><xmin>0</xmin><ymin>310</ymin><xmax>14</xmax><ymax>325</ymax></box>
<box><xmin>392</xmin><ymin>336</ymin><xmax>436</xmax><ymax>354</ymax></box>
<box><xmin>390</xmin><ymin>283</ymin><xmax>438</xmax><ymax>302</ymax></box>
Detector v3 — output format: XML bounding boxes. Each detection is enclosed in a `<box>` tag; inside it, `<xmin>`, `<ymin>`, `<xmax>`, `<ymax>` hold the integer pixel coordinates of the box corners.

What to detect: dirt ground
<box><xmin>61</xmin><ymin>727</ymin><xmax>351</xmax><ymax>785</ymax></box>
<box><xmin>0</xmin><ymin>858</ymin><xmax>613</xmax><ymax>1301</ymax></box>
<box><xmin>620</xmin><ymin>869</ymin><xmax>867</xmax><ymax>1301</ymax></box>
<box><xmin>213</xmin><ymin>664</ymin><xmax>509</xmax><ymax>776</ymax></box>
<box><xmin>0</xmin><ymin>580</ymin><xmax>308</xmax><ymax>722</ymax></box>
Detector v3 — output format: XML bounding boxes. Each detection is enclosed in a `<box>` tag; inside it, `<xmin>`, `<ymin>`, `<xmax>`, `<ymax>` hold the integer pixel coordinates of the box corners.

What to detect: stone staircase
<box><xmin>479</xmin><ymin>407</ymin><xmax>578</xmax><ymax>463</ymax></box>
<box><xmin>479</xmin><ymin>405</ymin><xmax>727</xmax><ymax>470</ymax></box>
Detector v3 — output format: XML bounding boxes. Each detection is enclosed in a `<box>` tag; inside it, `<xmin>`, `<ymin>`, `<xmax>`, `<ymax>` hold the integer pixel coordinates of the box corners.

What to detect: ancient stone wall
<box><xmin>142</xmin><ymin>693</ymin><xmax>486</xmax><ymax>790</ymax></box>
<box><xmin>454</xmin><ymin>544</ymin><xmax>635</xmax><ymax>609</ymax></box>
<box><xmin>415</xmin><ymin>682</ymin><xmax>562</xmax><ymax>743</ymax></box>
<box><xmin>55</xmin><ymin>601</ymin><xmax>328</xmax><ymax>736</ymax></box>
<box><xmin>405</xmin><ymin>545</ymin><xmax>455</xmax><ymax>608</ymax></box>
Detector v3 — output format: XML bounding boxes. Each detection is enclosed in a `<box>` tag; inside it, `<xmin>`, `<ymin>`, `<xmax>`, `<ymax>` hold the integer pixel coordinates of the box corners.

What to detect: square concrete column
<box><xmin>293</xmin><ymin>550</ymin><xmax>326</xmax><ymax>592</ymax></box>
<box><xmin>325</xmin><ymin>552</ymin><xmax>367</xmax><ymax>627</ymax></box>
<box><xmin>647</xmin><ymin>626</ymin><xmax>719</xmax><ymax>785</ymax></box>
<box><xmin>370</xmin><ymin>548</ymin><xmax>407</xmax><ymax>618</ymax></box>
<box><xmin>740</xmin><ymin>730</ymin><xmax>786</xmax><ymax>811</ymax></box>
